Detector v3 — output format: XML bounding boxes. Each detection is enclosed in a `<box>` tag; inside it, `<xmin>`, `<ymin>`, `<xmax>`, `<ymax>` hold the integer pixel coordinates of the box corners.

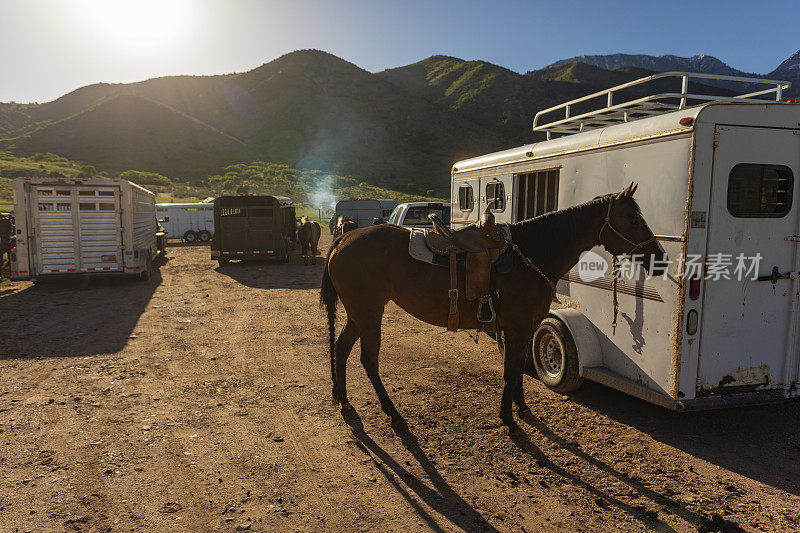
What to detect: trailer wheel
<box><xmin>531</xmin><ymin>318</ymin><xmax>583</xmax><ymax>393</ymax></box>
<box><xmin>197</xmin><ymin>230</ymin><xmax>212</xmax><ymax>243</ymax></box>
<box><xmin>183</xmin><ymin>230</ymin><xmax>198</xmax><ymax>243</ymax></box>
<box><xmin>139</xmin><ymin>252</ymin><xmax>153</xmax><ymax>281</ymax></box>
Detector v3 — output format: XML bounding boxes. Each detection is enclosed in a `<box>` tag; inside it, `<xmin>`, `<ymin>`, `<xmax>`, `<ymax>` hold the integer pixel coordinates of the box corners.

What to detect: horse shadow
<box><xmin>345</xmin><ymin>415</ymin><xmax>499</xmax><ymax>532</ymax></box>
<box><xmin>0</xmin><ymin>269</ymin><xmax>162</xmax><ymax>359</ymax></box>
<box><xmin>213</xmin><ymin>256</ymin><xmax>324</xmax><ymax>290</ymax></box>
<box><xmin>566</xmin><ymin>381</ymin><xmax>800</xmax><ymax>497</ymax></box>
<box><xmin>513</xmin><ymin>410</ymin><xmax>729</xmax><ymax>532</ymax></box>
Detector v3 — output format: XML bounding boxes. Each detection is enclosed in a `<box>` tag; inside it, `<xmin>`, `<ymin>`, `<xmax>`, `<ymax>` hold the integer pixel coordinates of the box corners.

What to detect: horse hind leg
<box><xmin>334</xmin><ymin>318</ymin><xmax>360</xmax><ymax>417</ymax></box>
<box><xmin>359</xmin><ymin>318</ymin><xmax>404</xmax><ymax>425</ymax></box>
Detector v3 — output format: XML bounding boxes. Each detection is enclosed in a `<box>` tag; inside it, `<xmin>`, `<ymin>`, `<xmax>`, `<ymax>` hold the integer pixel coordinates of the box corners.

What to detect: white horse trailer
<box><xmin>156</xmin><ymin>202</ymin><xmax>214</xmax><ymax>243</ymax></box>
<box><xmin>10</xmin><ymin>176</ymin><xmax>159</xmax><ymax>280</ymax></box>
<box><xmin>451</xmin><ymin>72</ymin><xmax>799</xmax><ymax>409</ymax></box>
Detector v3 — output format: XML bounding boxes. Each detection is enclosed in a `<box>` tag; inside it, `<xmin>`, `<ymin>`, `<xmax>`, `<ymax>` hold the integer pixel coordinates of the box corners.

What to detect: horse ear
<box><xmin>616</xmin><ymin>182</ymin><xmax>634</xmax><ymax>199</ymax></box>
<box><xmin>629</xmin><ymin>183</ymin><xmax>638</xmax><ymax>197</ymax></box>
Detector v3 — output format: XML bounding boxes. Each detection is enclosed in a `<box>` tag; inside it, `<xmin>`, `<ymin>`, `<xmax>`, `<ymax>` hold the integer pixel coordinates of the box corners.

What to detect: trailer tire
<box><xmin>139</xmin><ymin>252</ymin><xmax>153</xmax><ymax>281</ymax></box>
<box><xmin>183</xmin><ymin>230</ymin><xmax>198</xmax><ymax>243</ymax></box>
<box><xmin>197</xmin><ymin>230</ymin><xmax>212</xmax><ymax>243</ymax></box>
<box><xmin>531</xmin><ymin>318</ymin><xmax>583</xmax><ymax>393</ymax></box>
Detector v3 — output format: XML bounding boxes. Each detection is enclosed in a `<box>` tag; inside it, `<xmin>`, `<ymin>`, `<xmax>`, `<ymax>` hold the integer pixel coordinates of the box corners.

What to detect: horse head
<box><xmin>600</xmin><ymin>183</ymin><xmax>667</xmax><ymax>275</ymax></box>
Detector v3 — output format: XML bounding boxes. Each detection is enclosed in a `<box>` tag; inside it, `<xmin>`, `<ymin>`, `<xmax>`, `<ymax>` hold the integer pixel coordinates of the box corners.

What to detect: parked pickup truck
<box><xmin>387</xmin><ymin>202</ymin><xmax>450</xmax><ymax>229</ymax></box>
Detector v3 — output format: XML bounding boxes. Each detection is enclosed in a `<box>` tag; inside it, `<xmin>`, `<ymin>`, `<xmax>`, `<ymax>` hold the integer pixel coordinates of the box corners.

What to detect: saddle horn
<box><xmin>428</xmin><ymin>214</ymin><xmax>453</xmax><ymax>237</ymax></box>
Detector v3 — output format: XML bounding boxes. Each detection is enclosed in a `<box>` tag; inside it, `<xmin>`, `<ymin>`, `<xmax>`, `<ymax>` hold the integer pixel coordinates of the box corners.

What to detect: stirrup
<box><xmin>476</xmin><ymin>296</ymin><xmax>496</xmax><ymax>323</ymax></box>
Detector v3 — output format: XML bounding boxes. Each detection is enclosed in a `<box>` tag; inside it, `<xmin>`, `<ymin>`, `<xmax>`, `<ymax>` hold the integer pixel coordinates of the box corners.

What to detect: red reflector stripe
<box><xmin>103</xmin><ymin>267</ymin><xmax>110</xmax><ymax>270</ymax></box>
<box><xmin>67</xmin><ymin>269</ymin><xmax>76</xmax><ymax>272</ymax></box>
<box><xmin>125</xmin><ymin>267</ymin><xmax>138</xmax><ymax>270</ymax></box>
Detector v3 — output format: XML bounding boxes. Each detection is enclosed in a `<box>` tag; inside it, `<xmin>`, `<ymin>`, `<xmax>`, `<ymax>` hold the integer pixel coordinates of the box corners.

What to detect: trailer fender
<box><xmin>546</xmin><ymin>308</ymin><xmax>603</xmax><ymax>371</ymax></box>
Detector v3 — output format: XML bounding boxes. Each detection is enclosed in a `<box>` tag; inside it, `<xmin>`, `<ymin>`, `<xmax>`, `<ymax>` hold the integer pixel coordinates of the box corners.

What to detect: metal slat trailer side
<box><xmin>10</xmin><ymin>177</ymin><xmax>158</xmax><ymax>281</ymax></box>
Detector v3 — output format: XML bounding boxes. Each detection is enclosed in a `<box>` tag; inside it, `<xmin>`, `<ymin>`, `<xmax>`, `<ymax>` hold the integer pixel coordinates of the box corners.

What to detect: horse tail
<box><xmin>320</xmin><ymin>236</ymin><xmax>343</xmax><ymax>402</ymax></box>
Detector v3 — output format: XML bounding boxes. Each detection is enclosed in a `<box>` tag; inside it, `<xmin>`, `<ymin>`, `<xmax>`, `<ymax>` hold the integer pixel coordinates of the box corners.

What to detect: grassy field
<box><xmin>0</xmin><ymin>153</ymin><xmax>443</xmax><ymax>216</ymax></box>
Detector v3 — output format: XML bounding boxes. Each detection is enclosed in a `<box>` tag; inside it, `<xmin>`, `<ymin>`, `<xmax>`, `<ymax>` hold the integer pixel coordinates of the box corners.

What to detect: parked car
<box><xmin>387</xmin><ymin>202</ymin><xmax>450</xmax><ymax>229</ymax></box>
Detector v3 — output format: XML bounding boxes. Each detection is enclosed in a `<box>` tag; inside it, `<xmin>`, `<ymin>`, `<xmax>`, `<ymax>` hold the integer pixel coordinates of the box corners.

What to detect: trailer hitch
<box><xmin>757</xmin><ymin>266</ymin><xmax>795</xmax><ymax>284</ymax></box>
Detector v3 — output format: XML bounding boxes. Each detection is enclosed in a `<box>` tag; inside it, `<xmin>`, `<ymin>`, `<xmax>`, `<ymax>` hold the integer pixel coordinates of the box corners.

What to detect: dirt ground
<box><xmin>1</xmin><ymin>235</ymin><xmax>800</xmax><ymax>532</ymax></box>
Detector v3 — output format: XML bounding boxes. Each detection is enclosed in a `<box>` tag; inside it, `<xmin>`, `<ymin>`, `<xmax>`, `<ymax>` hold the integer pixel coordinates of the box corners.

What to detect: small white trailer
<box><xmin>10</xmin><ymin>176</ymin><xmax>159</xmax><ymax>280</ymax></box>
<box><xmin>451</xmin><ymin>72</ymin><xmax>799</xmax><ymax>409</ymax></box>
<box><xmin>335</xmin><ymin>199</ymin><xmax>398</xmax><ymax>228</ymax></box>
<box><xmin>156</xmin><ymin>202</ymin><xmax>214</xmax><ymax>242</ymax></box>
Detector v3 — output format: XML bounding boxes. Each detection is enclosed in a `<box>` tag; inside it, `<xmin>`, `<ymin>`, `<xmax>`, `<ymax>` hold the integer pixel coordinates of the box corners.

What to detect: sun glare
<box><xmin>82</xmin><ymin>0</ymin><xmax>191</xmax><ymax>48</ymax></box>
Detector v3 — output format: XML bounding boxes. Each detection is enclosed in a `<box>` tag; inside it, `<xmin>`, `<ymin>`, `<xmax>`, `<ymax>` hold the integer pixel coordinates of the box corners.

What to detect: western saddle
<box><xmin>424</xmin><ymin>211</ymin><xmax>508</xmax><ymax>331</ymax></box>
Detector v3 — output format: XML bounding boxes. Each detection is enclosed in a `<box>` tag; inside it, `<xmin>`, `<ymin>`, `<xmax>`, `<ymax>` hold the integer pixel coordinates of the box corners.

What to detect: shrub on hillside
<box><xmin>118</xmin><ymin>170</ymin><xmax>172</xmax><ymax>186</ymax></box>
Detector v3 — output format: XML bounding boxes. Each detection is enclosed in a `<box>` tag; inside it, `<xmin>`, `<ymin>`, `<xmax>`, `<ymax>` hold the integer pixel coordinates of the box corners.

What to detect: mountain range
<box><xmin>1</xmin><ymin>48</ymin><xmax>798</xmax><ymax>196</ymax></box>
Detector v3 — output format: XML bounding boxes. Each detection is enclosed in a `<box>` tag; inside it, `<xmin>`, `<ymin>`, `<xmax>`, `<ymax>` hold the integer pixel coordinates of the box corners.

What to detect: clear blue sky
<box><xmin>1</xmin><ymin>0</ymin><xmax>797</xmax><ymax>103</ymax></box>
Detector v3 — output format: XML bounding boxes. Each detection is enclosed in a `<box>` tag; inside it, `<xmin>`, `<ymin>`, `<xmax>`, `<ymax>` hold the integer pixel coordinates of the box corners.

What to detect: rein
<box><xmin>598</xmin><ymin>197</ymin><xmax>658</xmax><ymax>334</ymax></box>
<box><xmin>505</xmin><ymin>237</ymin><xmax>560</xmax><ymax>303</ymax></box>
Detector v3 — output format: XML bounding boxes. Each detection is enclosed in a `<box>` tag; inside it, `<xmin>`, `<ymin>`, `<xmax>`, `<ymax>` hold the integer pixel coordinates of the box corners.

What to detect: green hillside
<box><xmin>0</xmin><ymin>50</ymin><xmax>743</xmax><ymax>202</ymax></box>
<box><xmin>0</xmin><ymin>152</ymin><xmax>437</xmax><ymax>214</ymax></box>
<box><xmin>0</xmin><ymin>50</ymin><xmax>504</xmax><ymax>196</ymax></box>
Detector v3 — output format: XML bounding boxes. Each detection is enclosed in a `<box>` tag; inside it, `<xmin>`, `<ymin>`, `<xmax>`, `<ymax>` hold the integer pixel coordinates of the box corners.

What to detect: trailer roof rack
<box><xmin>533</xmin><ymin>71</ymin><xmax>792</xmax><ymax>139</ymax></box>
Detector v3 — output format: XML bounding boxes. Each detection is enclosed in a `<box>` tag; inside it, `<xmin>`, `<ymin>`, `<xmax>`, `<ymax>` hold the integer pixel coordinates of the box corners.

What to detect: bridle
<box><xmin>597</xmin><ymin>196</ymin><xmax>659</xmax><ymax>334</ymax></box>
<box><xmin>598</xmin><ymin>196</ymin><xmax>657</xmax><ymax>255</ymax></box>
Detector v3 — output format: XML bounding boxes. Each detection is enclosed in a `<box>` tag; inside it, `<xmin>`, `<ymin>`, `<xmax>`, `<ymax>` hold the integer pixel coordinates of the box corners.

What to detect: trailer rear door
<box><xmin>29</xmin><ymin>185</ymin><xmax>122</xmax><ymax>274</ymax></box>
<box><xmin>698</xmin><ymin>125</ymin><xmax>800</xmax><ymax>394</ymax></box>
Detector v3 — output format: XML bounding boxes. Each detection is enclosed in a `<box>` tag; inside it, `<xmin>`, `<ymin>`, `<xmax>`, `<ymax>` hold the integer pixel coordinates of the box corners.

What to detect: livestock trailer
<box><xmin>210</xmin><ymin>195</ymin><xmax>296</xmax><ymax>263</ymax></box>
<box><xmin>335</xmin><ymin>199</ymin><xmax>398</xmax><ymax>228</ymax></box>
<box><xmin>451</xmin><ymin>71</ymin><xmax>799</xmax><ymax>409</ymax></box>
<box><xmin>156</xmin><ymin>202</ymin><xmax>215</xmax><ymax>243</ymax></box>
<box><xmin>10</xmin><ymin>176</ymin><xmax>159</xmax><ymax>280</ymax></box>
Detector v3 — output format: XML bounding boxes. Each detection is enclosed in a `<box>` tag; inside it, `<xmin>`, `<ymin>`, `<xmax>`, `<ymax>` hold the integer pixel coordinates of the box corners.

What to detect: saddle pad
<box><xmin>408</xmin><ymin>228</ymin><xmax>435</xmax><ymax>264</ymax></box>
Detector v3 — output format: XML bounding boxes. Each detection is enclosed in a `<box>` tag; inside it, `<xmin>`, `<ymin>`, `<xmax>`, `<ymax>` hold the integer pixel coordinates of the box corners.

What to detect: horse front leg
<box><xmin>499</xmin><ymin>327</ymin><xmax>534</xmax><ymax>434</ymax></box>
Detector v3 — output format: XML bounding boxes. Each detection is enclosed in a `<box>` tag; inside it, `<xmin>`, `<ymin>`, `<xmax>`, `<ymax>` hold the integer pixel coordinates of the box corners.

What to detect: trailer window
<box><xmin>56</xmin><ymin>190</ymin><xmax>70</xmax><ymax>196</ymax></box>
<box><xmin>516</xmin><ymin>170</ymin><xmax>559</xmax><ymax>222</ymax></box>
<box><xmin>728</xmin><ymin>164</ymin><xmax>793</xmax><ymax>218</ymax></box>
<box><xmin>485</xmin><ymin>181</ymin><xmax>505</xmax><ymax>212</ymax></box>
<box><xmin>38</xmin><ymin>203</ymin><xmax>54</xmax><ymax>211</ymax></box>
<box><xmin>56</xmin><ymin>203</ymin><xmax>71</xmax><ymax>211</ymax></box>
<box><xmin>79</xmin><ymin>190</ymin><xmax>95</xmax><ymax>196</ymax></box>
<box><xmin>99</xmin><ymin>203</ymin><xmax>115</xmax><ymax>211</ymax></box>
<box><xmin>80</xmin><ymin>203</ymin><xmax>98</xmax><ymax>211</ymax></box>
<box><xmin>98</xmin><ymin>190</ymin><xmax>115</xmax><ymax>196</ymax></box>
<box><xmin>458</xmin><ymin>183</ymin><xmax>474</xmax><ymax>211</ymax></box>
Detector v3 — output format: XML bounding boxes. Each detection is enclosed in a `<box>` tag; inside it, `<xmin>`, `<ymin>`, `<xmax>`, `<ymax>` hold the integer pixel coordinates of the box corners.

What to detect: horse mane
<box><xmin>509</xmin><ymin>193</ymin><xmax>640</xmax><ymax>264</ymax></box>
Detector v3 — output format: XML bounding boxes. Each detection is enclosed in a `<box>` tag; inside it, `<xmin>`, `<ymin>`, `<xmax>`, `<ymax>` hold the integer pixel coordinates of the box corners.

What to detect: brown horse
<box><xmin>320</xmin><ymin>185</ymin><xmax>665</xmax><ymax>434</ymax></box>
<box><xmin>298</xmin><ymin>216</ymin><xmax>321</xmax><ymax>265</ymax></box>
<box><xmin>335</xmin><ymin>216</ymin><xmax>358</xmax><ymax>236</ymax></box>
